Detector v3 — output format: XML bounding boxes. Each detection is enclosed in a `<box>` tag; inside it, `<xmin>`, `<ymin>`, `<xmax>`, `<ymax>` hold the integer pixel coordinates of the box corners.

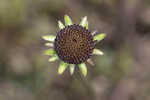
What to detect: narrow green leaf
<box><xmin>64</xmin><ymin>15</ymin><xmax>73</xmax><ymax>26</ymax></box>
<box><xmin>80</xmin><ymin>16</ymin><xmax>88</xmax><ymax>28</ymax></box>
<box><xmin>69</xmin><ymin>64</ymin><xmax>75</xmax><ymax>75</ymax></box>
<box><xmin>58</xmin><ymin>20</ymin><xmax>65</xmax><ymax>29</ymax></box>
<box><xmin>94</xmin><ymin>33</ymin><xmax>106</xmax><ymax>42</ymax></box>
<box><xmin>44</xmin><ymin>49</ymin><xmax>56</xmax><ymax>56</ymax></box>
<box><xmin>58</xmin><ymin>62</ymin><xmax>68</xmax><ymax>74</ymax></box>
<box><xmin>93</xmin><ymin>49</ymin><xmax>104</xmax><ymax>55</ymax></box>
<box><xmin>42</xmin><ymin>35</ymin><xmax>56</xmax><ymax>42</ymax></box>
<box><xmin>45</xmin><ymin>43</ymin><xmax>53</xmax><ymax>47</ymax></box>
<box><xmin>48</xmin><ymin>56</ymin><xmax>58</xmax><ymax>62</ymax></box>
<box><xmin>79</xmin><ymin>63</ymin><xmax>87</xmax><ymax>77</ymax></box>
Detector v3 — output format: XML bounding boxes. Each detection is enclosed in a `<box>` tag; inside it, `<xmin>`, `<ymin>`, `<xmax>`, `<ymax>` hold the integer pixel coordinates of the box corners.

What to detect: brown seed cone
<box><xmin>54</xmin><ymin>24</ymin><xmax>95</xmax><ymax>64</ymax></box>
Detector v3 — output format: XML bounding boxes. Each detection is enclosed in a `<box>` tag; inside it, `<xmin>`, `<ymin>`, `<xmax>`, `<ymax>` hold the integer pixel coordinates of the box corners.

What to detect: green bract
<box><xmin>42</xmin><ymin>15</ymin><xmax>106</xmax><ymax>77</ymax></box>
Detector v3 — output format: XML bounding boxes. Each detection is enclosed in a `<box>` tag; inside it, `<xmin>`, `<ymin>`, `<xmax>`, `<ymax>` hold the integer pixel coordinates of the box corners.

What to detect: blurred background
<box><xmin>0</xmin><ymin>0</ymin><xmax>150</xmax><ymax>100</ymax></box>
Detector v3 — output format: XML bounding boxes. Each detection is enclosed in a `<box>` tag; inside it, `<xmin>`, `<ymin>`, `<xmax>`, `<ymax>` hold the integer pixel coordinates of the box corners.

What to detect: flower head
<box><xmin>42</xmin><ymin>15</ymin><xmax>106</xmax><ymax>76</ymax></box>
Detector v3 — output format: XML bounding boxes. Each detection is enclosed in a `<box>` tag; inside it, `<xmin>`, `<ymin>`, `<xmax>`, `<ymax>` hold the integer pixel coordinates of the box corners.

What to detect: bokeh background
<box><xmin>0</xmin><ymin>0</ymin><xmax>150</xmax><ymax>100</ymax></box>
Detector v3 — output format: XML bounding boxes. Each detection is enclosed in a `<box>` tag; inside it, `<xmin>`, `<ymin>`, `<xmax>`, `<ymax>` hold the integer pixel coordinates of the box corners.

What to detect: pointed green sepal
<box><xmin>79</xmin><ymin>63</ymin><xmax>87</xmax><ymax>77</ymax></box>
<box><xmin>48</xmin><ymin>56</ymin><xmax>58</xmax><ymax>62</ymax></box>
<box><xmin>58</xmin><ymin>20</ymin><xmax>65</xmax><ymax>29</ymax></box>
<box><xmin>45</xmin><ymin>43</ymin><xmax>53</xmax><ymax>47</ymax></box>
<box><xmin>44</xmin><ymin>49</ymin><xmax>56</xmax><ymax>56</ymax></box>
<box><xmin>64</xmin><ymin>15</ymin><xmax>73</xmax><ymax>26</ymax></box>
<box><xmin>94</xmin><ymin>33</ymin><xmax>106</xmax><ymax>42</ymax></box>
<box><xmin>69</xmin><ymin>64</ymin><xmax>75</xmax><ymax>75</ymax></box>
<box><xmin>42</xmin><ymin>35</ymin><xmax>56</xmax><ymax>42</ymax></box>
<box><xmin>58</xmin><ymin>61</ymin><xmax>68</xmax><ymax>74</ymax></box>
<box><xmin>80</xmin><ymin>16</ymin><xmax>88</xmax><ymax>28</ymax></box>
<box><xmin>85</xmin><ymin>21</ymin><xmax>88</xmax><ymax>29</ymax></box>
<box><xmin>93</xmin><ymin>49</ymin><xmax>104</xmax><ymax>55</ymax></box>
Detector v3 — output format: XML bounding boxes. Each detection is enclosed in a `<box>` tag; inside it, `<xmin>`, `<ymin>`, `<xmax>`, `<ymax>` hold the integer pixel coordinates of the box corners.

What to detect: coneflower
<box><xmin>42</xmin><ymin>15</ymin><xmax>106</xmax><ymax>76</ymax></box>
